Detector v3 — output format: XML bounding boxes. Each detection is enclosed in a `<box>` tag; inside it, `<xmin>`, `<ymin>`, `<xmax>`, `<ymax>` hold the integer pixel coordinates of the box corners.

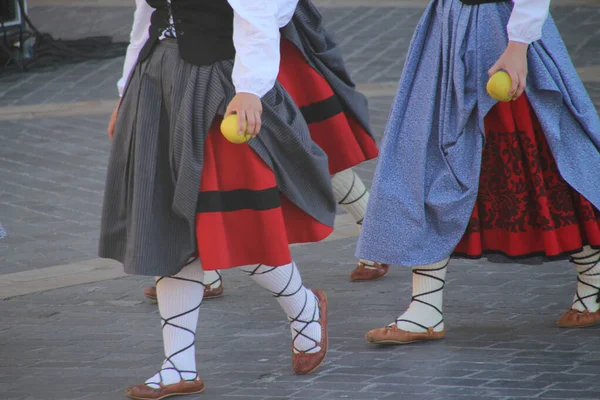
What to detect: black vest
<box><xmin>139</xmin><ymin>0</ymin><xmax>236</xmax><ymax>67</ymax></box>
<box><xmin>459</xmin><ymin>0</ymin><xmax>510</xmax><ymax>4</ymax></box>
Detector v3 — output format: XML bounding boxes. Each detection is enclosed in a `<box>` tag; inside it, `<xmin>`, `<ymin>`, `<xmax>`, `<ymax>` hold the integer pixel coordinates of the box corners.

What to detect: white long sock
<box><xmin>332</xmin><ymin>168</ymin><xmax>375</xmax><ymax>265</ymax></box>
<box><xmin>145</xmin><ymin>259</ymin><xmax>204</xmax><ymax>388</ymax></box>
<box><xmin>331</xmin><ymin>168</ymin><xmax>369</xmax><ymax>225</ymax></box>
<box><xmin>571</xmin><ymin>246</ymin><xmax>600</xmax><ymax>313</ymax></box>
<box><xmin>244</xmin><ymin>262</ymin><xmax>322</xmax><ymax>354</ymax></box>
<box><xmin>204</xmin><ymin>270</ymin><xmax>222</xmax><ymax>289</ymax></box>
<box><xmin>395</xmin><ymin>258</ymin><xmax>449</xmax><ymax>333</ymax></box>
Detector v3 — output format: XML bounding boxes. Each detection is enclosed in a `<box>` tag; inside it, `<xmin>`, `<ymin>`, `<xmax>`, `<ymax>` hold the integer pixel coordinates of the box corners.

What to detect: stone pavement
<box><xmin>1</xmin><ymin>1</ymin><xmax>600</xmax><ymax>399</ymax></box>
<box><xmin>4</xmin><ymin>248</ymin><xmax>600</xmax><ymax>400</ymax></box>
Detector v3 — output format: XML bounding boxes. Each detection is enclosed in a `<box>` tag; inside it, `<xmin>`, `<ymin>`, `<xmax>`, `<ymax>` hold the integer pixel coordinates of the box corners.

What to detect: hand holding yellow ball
<box><xmin>221</xmin><ymin>114</ymin><xmax>251</xmax><ymax>144</ymax></box>
<box><xmin>222</xmin><ymin>93</ymin><xmax>263</xmax><ymax>144</ymax></box>
<box><xmin>486</xmin><ymin>71</ymin><xmax>514</xmax><ymax>102</ymax></box>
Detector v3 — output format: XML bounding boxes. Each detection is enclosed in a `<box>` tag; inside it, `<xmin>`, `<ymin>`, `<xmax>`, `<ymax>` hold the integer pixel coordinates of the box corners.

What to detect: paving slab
<box><xmin>1</xmin><ymin>243</ymin><xmax>600</xmax><ymax>399</ymax></box>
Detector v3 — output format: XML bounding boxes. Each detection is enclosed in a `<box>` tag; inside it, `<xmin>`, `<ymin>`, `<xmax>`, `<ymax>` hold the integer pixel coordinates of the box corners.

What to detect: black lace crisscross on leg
<box><xmin>204</xmin><ymin>270</ymin><xmax>222</xmax><ymax>288</ymax></box>
<box><xmin>244</xmin><ymin>264</ymin><xmax>321</xmax><ymax>354</ymax></box>
<box><xmin>336</xmin><ymin>171</ymin><xmax>368</xmax><ymax>225</ymax></box>
<box><xmin>146</xmin><ymin>260</ymin><xmax>205</xmax><ymax>388</ymax></box>
<box><xmin>394</xmin><ymin>260</ymin><xmax>448</xmax><ymax>331</ymax></box>
<box><xmin>570</xmin><ymin>250</ymin><xmax>600</xmax><ymax>311</ymax></box>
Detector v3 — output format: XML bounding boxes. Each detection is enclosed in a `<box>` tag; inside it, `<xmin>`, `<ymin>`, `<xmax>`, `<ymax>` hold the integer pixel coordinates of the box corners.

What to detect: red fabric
<box><xmin>196</xmin><ymin>120</ymin><xmax>333</xmax><ymax>271</ymax></box>
<box><xmin>195</xmin><ymin>41</ymin><xmax>379</xmax><ymax>270</ymax></box>
<box><xmin>455</xmin><ymin>95</ymin><xmax>600</xmax><ymax>259</ymax></box>
<box><xmin>277</xmin><ymin>39</ymin><xmax>379</xmax><ymax>175</ymax></box>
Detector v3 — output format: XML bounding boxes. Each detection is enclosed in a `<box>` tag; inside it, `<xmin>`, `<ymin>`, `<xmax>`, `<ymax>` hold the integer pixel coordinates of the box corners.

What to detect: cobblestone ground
<box><xmin>3</xmin><ymin>250</ymin><xmax>600</xmax><ymax>400</ymax></box>
<box><xmin>1</xmin><ymin>1</ymin><xmax>600</xmax><ymax>399</ymax></box>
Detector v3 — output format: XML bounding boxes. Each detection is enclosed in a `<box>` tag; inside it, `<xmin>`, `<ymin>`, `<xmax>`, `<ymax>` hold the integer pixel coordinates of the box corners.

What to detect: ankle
<box><xmin>145</xmin><ymin>360</ymin><xmax>198</xmax><ymax>388</ymax></box>
<box><xmin>571</xmin><ymin>248</ymin><xmax>600</xmax><ymax>312</ymax></box>
<box><xmin>290</xmin><ymin>290</ymin><xmax>322</xmax><ymax>354</ymax></box>
<box><xmin>396</xmin><ymin>301</ymin><xmax>445</xmax><ymax>332</ymax></box>
<box><xmin>393</xmin><ymin>258</ymin><xmax>448</xmax><ymax>333</ymax></box>
<box><xmin>204</xmin><ymin>270</ymin><xmax>222</xmax><ymax>289</ymax></box>
<box><xmin>395</xmin><ymin>319</ymin><xmax>444</xmax><ymax>333</ymax></box>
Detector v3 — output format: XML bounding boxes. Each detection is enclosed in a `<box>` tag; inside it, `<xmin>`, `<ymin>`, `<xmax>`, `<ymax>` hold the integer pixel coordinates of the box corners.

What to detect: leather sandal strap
<box><xmin>244</xmin><ymin>263</ymin><xmax>320</xmax><ymax>354</ymax></box>
<box><xmin>571</xmin><ymin>252</ymin><xmax>600</xmax><ymax>310</ymax></box>
<box><xmin>395</xmin><ymin>260</ymin><xmax>448</xmax><ymax>329</ymax></box>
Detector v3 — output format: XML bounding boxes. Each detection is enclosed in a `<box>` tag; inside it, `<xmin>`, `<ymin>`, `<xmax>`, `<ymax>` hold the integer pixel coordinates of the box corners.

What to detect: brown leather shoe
<box><xmin>203</xmin><ymin>284</ymin><xmax>224</xmax><ymax>299</ymax></box>
<box><xmin>144</xmin><ymin>284</ymin><xmax>224</xmax><ymax>303</ymax></box>
<box><xmin>292</xmin><ymin>289</ymin><xmax>328</xmax><ymax>375</ymax></box>
<box><xmin>365</xmin><ymin>324</ymin><xmax>445</xmax><ymax>345</ymax></box>
<box><xmin>144</xmin><ymin>287</ymin><xmax>158</xmax><ymax>304</ymax></box>
<box><xmin>350</xmin><ymin>262</ymin><xmax>390</xmax><ymax>282</ymax></box>
<box><xmin>125</xmin><ymin>378</ymin><xmax>205</xmax><ymax>400</ymax></box>
<box><xmin>557</xmin><ymin>308</ymin><xmax>600</xmax><ymax>328</ymax></box>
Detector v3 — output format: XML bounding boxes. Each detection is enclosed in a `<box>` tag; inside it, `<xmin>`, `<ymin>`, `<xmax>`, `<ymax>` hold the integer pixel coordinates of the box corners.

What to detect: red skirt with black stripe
<box><xmin>195</xmin><ymin>40</ymin><xmax>376</xmax><ymax>270</ymax></box>
<box><xmin>196</xmin><ymin>122</ymin><xmax>333</xmax><ymax>270</ymax></box>
<box><xmin>278</xmin><ymin>40</ymin><xmax>378</xmax><ymax>175</ymax></box>
<box><xmin>455</xmin><ymin>95</ymin><xmax>600</xmax><ymax>259</ymax></box>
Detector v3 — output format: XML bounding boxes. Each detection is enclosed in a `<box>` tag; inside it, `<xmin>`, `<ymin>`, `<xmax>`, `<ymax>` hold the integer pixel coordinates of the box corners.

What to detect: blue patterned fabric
<box><xmin>0</xmin><ymin>222</ymin><xmax>6</xmax><ymax>240</ymax></box>
<box><xmin>356</xmin><ymin>0</ymin><xmax>600</xmax><ymax>267</ymax></box>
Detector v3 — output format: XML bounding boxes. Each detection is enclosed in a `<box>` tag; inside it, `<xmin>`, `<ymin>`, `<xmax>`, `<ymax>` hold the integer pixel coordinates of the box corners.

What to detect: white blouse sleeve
<box><xmin>228</xmin><ymin>0</ymin><xmax>298</xmax><ymax>98</ymax></box>
<box><xmin>507</xmin><ymin>0</ymin><xmax>551</xmax><ymax>44</ymax></box>
<box><xmin>117</xmin><ymin>0</ymin><xmax>153</xmax><ymax>97</ymax></box>
<box><xmin>277</xmin><ymin>0</ymin><xmax>299</xmax><ymax>27</ymax></box>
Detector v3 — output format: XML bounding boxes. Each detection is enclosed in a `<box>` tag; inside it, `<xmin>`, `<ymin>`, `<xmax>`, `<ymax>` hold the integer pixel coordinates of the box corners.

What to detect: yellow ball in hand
<box><xmin>220</xmin><ymin>114</ymin><xmax>250</xmax><ymax>144</ymax></box>
<box><xmin>486</xmin><ymin>71</ymin><xmax>513</xmax><ymax>102</ymax></box>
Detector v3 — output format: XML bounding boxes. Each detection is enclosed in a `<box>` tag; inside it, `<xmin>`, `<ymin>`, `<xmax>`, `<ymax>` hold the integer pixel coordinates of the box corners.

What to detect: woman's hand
<box><xmin>107</xmin><ymin>99</ymin><xmax>121</xmax><ymax>140</ymax></box>
<box><xmin>225</xmin><ymin>93</ymin><xmax>263</xmax><ymax>137</ymax></box>
<box><xmin>488</xmin><ymin>41</ymin><xmax>529</xmax><ymax>101</ymax></box>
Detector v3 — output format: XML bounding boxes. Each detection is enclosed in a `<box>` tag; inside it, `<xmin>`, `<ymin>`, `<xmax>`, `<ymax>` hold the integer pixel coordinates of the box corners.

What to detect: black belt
<box><xmin>460</xmin><ymin>0</ymin><xmax>510</xmax><ymax>5</ymax></box>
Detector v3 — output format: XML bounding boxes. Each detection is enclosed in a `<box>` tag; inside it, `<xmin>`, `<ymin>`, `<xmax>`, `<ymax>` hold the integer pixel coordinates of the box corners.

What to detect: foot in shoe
<box><xmin>350</xmin><ymin>261</ymin><xmax>389</xmax><ymax>281</ymax></box>
<box><xmin>292</xmin><ymin>289</ymin><xmax>328</xmax><ymax>375</ymax></box>
<box><xmin>396</xmin><ymin>304</ymin><xmax>444</xmax><ymax>333</ymax></box>
<box><xmin>290</xmin><ymin>290</ymin><xmax>322</xmax><ymax>354</ymax></box>
<box><xmin>570</xmin><ymin>248</ymin><xmax>600</xmax><ymax>313</ymax></box>
<box><xmin>204</xmin><ymin>270</ymin><xmax>222</xmax><ymax>291</ymax></box>
<box><xmin>126</xmin><ymin>365</ymin><xmax>204</xmax><ymax>400</ymax></box>
<box><xmin>144</xmin><ymin>361</ymin><xmax>198</xmax><ymax>389</ymax></box>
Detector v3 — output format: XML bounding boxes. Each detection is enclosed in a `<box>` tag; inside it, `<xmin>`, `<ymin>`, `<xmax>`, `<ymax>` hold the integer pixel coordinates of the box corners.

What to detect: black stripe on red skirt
<box><xmin>300</xmin><ymin>95</ymin><xmax>343</xmax><ymax>125</ymax></box>
<box><xmin>278</xmin><ymin>39</ymin><xmax>378</xmax><ymax>175</ymax></box>
<box><xmin>195</xmin><ymin>119</ymin><xmax>333</xmax><ymax>271</ymax></box>
<box><xmin>454</xmin><ymin>94</ymin><xmax>600</xmax><ymax>260</ymax></box>
<box><xmin>197</xmin><ymin>188</ymin><xmax>280</xmax><ymax>213</ymax></box>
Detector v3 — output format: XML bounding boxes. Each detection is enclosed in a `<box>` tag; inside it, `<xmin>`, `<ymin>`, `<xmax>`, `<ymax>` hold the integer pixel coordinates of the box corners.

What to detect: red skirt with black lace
<box><xmin>455</xmin><ymin>95</ymin><xmax>600</xmax><ymax>259</ymax></box>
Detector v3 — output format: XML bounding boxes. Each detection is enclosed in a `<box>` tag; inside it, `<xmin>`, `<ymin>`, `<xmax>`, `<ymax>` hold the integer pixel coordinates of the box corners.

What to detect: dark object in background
<box><xmin>0</xmin><ymin>0</ymin><xmax>127</xmax><ymax>75</ymax></box>
<box><xmin>0</xmin><ymin>0</ymin><xmax>29</xmax><ymax>70</ymax></box>
<box><xmin>0</xmin><ymin>0</ymin><xmax>24</xmax><ymax>28</ymax></box>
